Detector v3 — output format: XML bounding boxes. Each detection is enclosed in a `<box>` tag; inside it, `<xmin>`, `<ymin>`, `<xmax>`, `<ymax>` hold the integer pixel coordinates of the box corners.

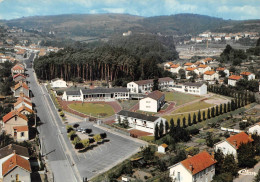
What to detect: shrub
<box><xmin>60</xmin><ymin>111</ymin><xmax>65</xmax><ymax>117</ymax></box>
<box><xmin>73</xmin><ymin>123</ymin><xmax>79</xmax><ymax>128</ymax></box>
<box><xmin>100</xmin><ymin>133</ymin><xmax>107</xmax><ymax>139</ymax></box>
<box><xmin>72</xmin><ymin>136</ymin><xmax>81</xmax><ymax>145</ymax></box>
<box><xmin>75</xmin><ymin>142</ymin><xmax>84</xmax><ymax>149</ymax></box>
<box><xmin>68</xmin><ymin>130</ymin><xmax>76</xmax><ymax>138</ymax></box>
<box><xmin>66</xmin><ymin>125</ymin><xmax>73</xmax><ymax>133</ymax></box>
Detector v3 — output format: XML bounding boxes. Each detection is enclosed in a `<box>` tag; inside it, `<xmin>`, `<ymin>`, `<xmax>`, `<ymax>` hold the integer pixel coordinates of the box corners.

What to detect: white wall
<box><xmin>249</xmin><ymin>125</ymin><xmax>260</xmax><ymax>135</ymax></box>
<box><xmin>214</xmin><ymin>141</ymin><xmax>237</xmax><ymax>157</ymax></box>
<box><xmin>169</xmin><ymin>163</ymin><xmax>192</xmax><ymax>182</ymax></box>
<box><xmin>158</xmin><ymin>146</ymin><xmax>166</xmax><ymax>153</ymax></box>
<box><xmin>228</xmin><ymin>79</ymin><xmax>237</xmax><ymax>86</ymax></box>
<box><xmin>51</xmin><ymin>80</ymin><xmax>67</xmax><ymax>88</ymax></box>
<box><xmin>139</xmin><ymin>97</ymin><xmax>158</xmax><ymax>113</ymax></box>
<box><xmin>127</xmin><ymin>82</ymin><xmax>139</xmax><ymax>93</ymax></box>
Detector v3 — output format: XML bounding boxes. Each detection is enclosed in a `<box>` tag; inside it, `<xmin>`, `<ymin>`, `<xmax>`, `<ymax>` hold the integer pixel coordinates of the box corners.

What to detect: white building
<box><xmin>214</xmin><ymin>132</ymin><xmax>253</xmax><ymax>158</ymax></box>
<box><xmin>116</xmin><ymin>110</ymin><xmax>166</xmax><ymax>134</ymax></box>
<box><xmin>127</xmin><ymin>77</ymin><xmax>174</xmax><ymax>93</ymax></box>
<box><xmin>216</xmin><ymin>67</ymin><xmax>230</xmax><ymax>77</ymax></box>
<box><xmin>185</xmin><ymin>67</ymin><xmax>199</xmax><ymax>79</ymax></box>
<box><xmin>62</xmin><ymin>87</ymin><xmax>130</xmax><ymax>101</ymax></box>
<box><xmin>172</xmin><ymin>82</ymin><xmax>207</xmax><ymax>96</ymax></box>
<box><xmin>248</xmin><ymin>122</ymin><xmax>260</xmax><ymax>135</ymax></box>
<box><xmin>170</xmin><ymin>64</ymin><xmax>181</xmax><ymax>74</ymax></box>
<box><xmin>164</xmin><ymin>62</ymin><xmax>174</xmax><ymax>70</ymax></box>
<box><xmin>169</xmin><ymin>151</ymin><xmax>216</xmax><ymax>182</ymax></box>
<box><xmin>240</xmin><ymin>72</ymin><xmax>255</xmax><ymax>80</ymax></box>
<box><xmin>203</xmin><ymin>71</ymin><xmax>219</xmax><ymax>81</ymax></box>
<box><xmin>197</xmin><ymin>64</ymin><xmax>211</xmax><ymax>74</ymax></box>
<box><xmin>228</xmin><ymin>75</ymin><xmax>242</xmax><ymax>86</ymax></box>
<box><xmin>214</xmin><ymin>36</ymin><xmax>222</xmax><ymax>41</ymax></box>
<box><xmin>158</xmin><ymin>144</ymin><xmax>168</xmax><ymax>154</ymax></box>
<box><xmin>50</xmin><ymin>78</ymin><xmax>67</xmax><ymax>88</ymax></box>
<box><xmin>139</xmin><ymin>90</ymin><xmax>165</xmax><ymax>113</ymax></box>
<box><xmin>183</xmin><ymin>62</ymin><xmax>196</xmax><ymax>69</ymax></box>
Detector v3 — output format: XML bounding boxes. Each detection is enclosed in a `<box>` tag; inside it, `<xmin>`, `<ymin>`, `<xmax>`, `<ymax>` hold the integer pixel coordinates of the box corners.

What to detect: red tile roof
<box><xmin>204</xmin><ymin>71</ymin><xmax>216</xmax><ymax>75</ymax></box>
<box><xmin>17</xmin><ymin>105</ymin><xmax>34</xmax><ymax>114</ymax></box>
<box><xmin>228</xmin><ymin>75</ymin><xmax>242</xmax><ymax>80</ymax></box>
<box><xmin>204</xmin><ymin>57</ymin><xmax>213</xmax><ymax>62</ymax></box>
<box><xmin>146</xmin><ymin>90</ymin><xmax>164</xmax><ymax>101</ymax></box>
<box><xmin>2</xmin><ymin>154</ymin><xmax>31</xmax><ymax>176</ymax></box>
<box><xmin>216</xmin><ymin>67</ymin><xmax>225</xmax><ymax>71</ymax></box>
<box><xmin>161</xmin><ymin>143</ymin><xmax>168</xmax><ymax>148</ymax></box>
<box><xmin>14</xmin><ymin>82</ymin><xmax>29</xmax><ymax>91</ymax></box>
<box><xmin>2</xmin><ymin>110</ymin><xmax>28</xmax><ymax>123</ymax></box>
<box><xmin>12</xmin><ymin>64</ymin><xmax>24</xmax><ymax>71</ymax></box>
<box><xmin>226</xmin><ymin>132</ymin><xmax>253</xmax><ymax>149</ymax></box>
<box><xmin>181</xmin><ymin>151</ymin><xmax>216</xmax><ymax>175</ymax></box>
<box><xmin>166</xmin><ymin>62</ymin><xmax>174</xmax><ymax>66</ymax></box>
<box><xmin>184</xmin><ymin>62</ymin><xmax>193</xmax><ymax>66</ymax></box>
<box><xmin>186</xmin><ymin>67</ymin><xmax>197</xmax><ymax>71</ymax></box>
<box><xmin>14</xmin><ymin>99</ymin><xmax>32</xmax><ymax>107</ymax></box>
<box><xmin>13</xmin><ymin>125</ymin><xmax>29</xmax><ymax>132</ymax></box>
<box><xmin>198</xmin><ymin>64</ymin><xmax>208</xmax><ymax>68</ymax></box>
<box><xmin>13</xmin><ymin>73</ymin><xmax>26</xmax><ymax>79</ymax></box>
<box><xmin>240</xmin><ymin>72</ymin><xmax>252</xmax><ymax>76</ymax></box>
<box><xmin>134</xmin><ymin>77</ymin><xmax>173</xmax><ymax>85</ymax></box>
<box><xmin>170</xmin><ymin>64</ymin><xmax>180</xmax><ymax>68</ymax></box>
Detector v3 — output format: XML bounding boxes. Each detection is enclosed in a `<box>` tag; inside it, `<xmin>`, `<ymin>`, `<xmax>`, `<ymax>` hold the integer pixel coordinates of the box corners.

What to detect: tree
<box><xmin>202</xmin><ymin>110</ymin><xmax>206</xmax><ymax>120</ymax></box>
<box><xmin>192</xmin><ymin>113</ymin><xmax>197</xmax><ymax>124</ymax></box>
<box><xmin>93</xmin><ymin>134</ymin><xmax>102</xmax><ymax>143</ymax></box>
<box><xmin>117</xmin><ymin>116</ymin><xmax>121</xmax><ymax>124</ymax></box>
<box><xmin>197</xmin><ymin>110</ymin><xmax>202</xmax><ymax>122</ymax></box>
<box><xmin>207</xmin><ymin>108</ymin><xmax>211</xmax><ymax>119</ymax></box>
<box><xmin>154</xmin><ymin>124</ymin><xmax>159</xmax><ymax>140</ymax></box>
<box><xmin>177</xmin><ymin>118</ymin><xmax>181</xmax><ymax>127</ymax></box>
<box><xmin>222</xmin><ymin>154</ymin><xmax>238</xmax><ymax>177</ymax></box>
<box><xmin>211</xmin><ymin>107</ymin><xmax>215</xmax><ymax>118</ymax></box>
<box><xmin>227</xmin><ymin>102</ymin><xmax>231</xmax><ymax>112</ymax></box>
<box><xmin>169</xmin><ymin>119</ymin><xmax>175</xmax><ymax>136</ymax></box>
<box><xmin>159</xmin><ymin>121</ymin><xmax>164</xmax><ymax>138</ymax></box>
<box><xmin>182</xmin><ymin>117</ymin><xmax>186</xmax><ymax>128</ymax></box>
<box><xmin>214</xmin><ymin>149</ymin><xmax>225</xmax><ymax>175</ymax></box>
<box><xmin>219</xmin><ymin>104</ymin><xmax>223</xmax><ymax>115</ymax></box>
<box><xmin>231</xmin><ymin>100</ymin><xmax>235</xmax><ymax>111</ymax></box>
<box><xmin>152</xmin><ymin>77</ymin><xmax>159</xmax><ymax>91</ymax></box>
<box><xmin>82</xmin><ymin>139</ymin><xmax>90</xmax><ymax>148</ymax></box>
<box><xmin>257</xmin><ymin>38</ymin><xmax>260</xmax><ymax>47</ymax></box>
<box><xmin>165</xmin><ymin>121</ymin><xmax>169</xmax><ymax>134</ymax></box>
<box><xmin>224</xmin><ymin>103</ymin><xmax>227</xmax><ymax>113</ymax></box>
<box><xmin>122</xmin><ymin>118</ymin><xmax>129</xmax><ymax>128</ymax></box>
<box><xmin>254</xmin><ymin>169</ymin><xmax>260</xmax><ymax>182</ymax></box>
<box><xmin>178</xmin><ymin>69</ymin><xmax>186</xmax><ymax>79</ymax></box>
<box><xmin>215</xmin><ymin>105</ymin><xmax>219</xmax><ymax>116</ymax></box>
<box><xmin>188</xmin><ymin>114</ymin><xmax>192</xmax><ymax>126</ymax></box>
<box><xmin>206</xmin><ymin>132</ymin><xmax>214</xmax><ymax>147</ymax></box>
<box><xmin>237</xmin><ymin>143</ymin><xmax>257</xmax><ymax>168</ymax></box>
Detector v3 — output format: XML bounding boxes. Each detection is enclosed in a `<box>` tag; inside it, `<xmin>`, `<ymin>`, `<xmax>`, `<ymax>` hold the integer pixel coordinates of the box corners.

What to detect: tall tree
<box><xmin>188</xmin><ymin>114</ymin><xmax>192</xmax><ymax>126</ymax></box>
<box><xmin>177</xmin><ymin>118</ymin><xmax>181</xmax><ymax>128</ymax></box>
<box><xmin>159</xmin><ymin>121</ymin><xmax>164</xmax><ymax>138</ymax></box>
<box><xmin>207</xmin><ymin>108</ymin><xmax>211</xmax><ymax>119</ymax></box>
<box><xmin>224</xmin><ymin>103</ymin><xmax>227</xmax><ymax>113</ymax></box>
<box><xmin>216</xmin><ymin>105</ymin><xmax>219</xmax><ymax>116</ymax></box>
<box><xmin>227</xmin><ymin>102</ymin><xmax>231</xmax><ymax>112</ymax></box>
<box><xmin>202</xmin><ymin>110</ymin><xmax>206</xmax><ymax>120</ymax></box>
<box><xmin>193</xmin><ymin>113</ymin><xmax>197</xmax><ymax>124</ymax></box>
<box><xmin>152</xmin><ymin>77</ymin><xmax>159</xmax><ymax>91</ymax></box>
<box><xmin>182</xmin><ymin>117</ymin><xmax>186</xmax><ymax>128</ymax></box>
<box><xmin>165</xmin><ymin>121</ymin><xmax>169</xmax><ymax>134</ymax></box>
<box><xmin>170</xmin><ymin>118</ymin><xmax>175</xmax><ymax>136</ymax></box>
<box><xmin>211</xmin><ymin>107</ymin><xmax>215</xmax><ymax>118</ymax></box>
<box><xmin>154</xmin><ymin>124</ymin><xmax>159</xmax><ymax>140</ymax></box>
<box><xmin>197</xmin><ymin>110</ymin><xmax>202</xmax><ymax>122</ymax></box>
<box><xmin>219</xmin><ymin>104</ymin><xmax>223</xmax><ymax>115</ymax></box>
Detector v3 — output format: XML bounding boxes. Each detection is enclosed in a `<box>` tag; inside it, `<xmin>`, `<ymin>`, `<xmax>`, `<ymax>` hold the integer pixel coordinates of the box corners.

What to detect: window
<box><xmin>21</xmin><ymin>132</ymin><xmax>24</xmax><ymax>137</ymax></box>
<box><xmin>178</xmin><ymin>172</ymin><xmax>180</xmax><ymax>181</ymax></box>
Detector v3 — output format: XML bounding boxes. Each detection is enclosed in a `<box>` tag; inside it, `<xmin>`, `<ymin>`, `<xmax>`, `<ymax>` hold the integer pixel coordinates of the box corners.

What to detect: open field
<box><xmin>172</xmin><ymin>101</ymin><xmax>214</xmax><ymax>114</ymax></box>
<box><xmin>68</xmin><ymin>102</ymin><xmax>115</xmax><ymax>118</ymax></box>
<box><xmin>164</xmin><ymin>91</ymin><xmax>201</xmax><ymax>106</ymax></box>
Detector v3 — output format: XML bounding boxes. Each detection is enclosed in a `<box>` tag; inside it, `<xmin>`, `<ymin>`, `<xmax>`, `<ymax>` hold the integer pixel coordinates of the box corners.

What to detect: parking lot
<box><xmin>70</xmin><ymin>121</ymin><xmax>145</xmax><ymax>180</ymax></box>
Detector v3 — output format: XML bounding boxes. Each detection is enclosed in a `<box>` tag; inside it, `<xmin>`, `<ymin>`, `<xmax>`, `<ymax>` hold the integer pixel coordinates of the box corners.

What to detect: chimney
<box><xmin>234</xmin><ymin>140</ymin><xmax>237</xmax><ymax>146</ymax></box>
<box><xmin>189</xmin><ymin>164</ymin><xmax>193</xmax><ymax>171</ymax></box>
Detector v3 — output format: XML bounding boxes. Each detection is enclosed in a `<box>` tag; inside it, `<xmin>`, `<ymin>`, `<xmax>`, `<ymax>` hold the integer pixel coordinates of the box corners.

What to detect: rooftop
<box><xmin>117</xmin><ymin>110</ymin><xmax>159</xmax><ymax>122</ymax></box>
<box><xmin>133</xmin><ymin>77</ymin><xmax>173</xmax><ymax>85</ymax></box>
<box><xmin>240</xmin><ymin>72</ymin><xmax>253</xmax><ymax>76</ymax></box>
<box><xmin>228</xmin><ymin>75</ymin><xmax>242</xmax><ymax>80</ymax></box>
<box><xmin>81</xmin><ymin>87</ymin><xmax>128</xmax><ymax>95</ymax></box>
<box><xmin>226</xmin><ymin>132</ymin><xmax>253</xmax><ymax>149</ymax></box>
<box><xmin>2</xmin><ymin>110</ymin><xmax>28</xmax><ymax>123</ymax></box>
<box><xmin>13</xmin><ymin>125</ymin><xmax>29</xmax><ymax>132</ymax></box>
<box><xmin>0</xmin><ymin>144</ymin><xmax>29</xmax><ymax>159</ymax></box>
<box><xmin>183</xmin><ymin>82</ymin><xmax>205</xmax><ymax>87</ymax></box>
<box><xmin>146</xmin><ymin>90</ymin><xmax>164</xmax><ymax>101</ymax></box>
<box><xmin>204</xmin><ymin>71</ymin><xmax>216</xmax><ymax>75</ymax></box>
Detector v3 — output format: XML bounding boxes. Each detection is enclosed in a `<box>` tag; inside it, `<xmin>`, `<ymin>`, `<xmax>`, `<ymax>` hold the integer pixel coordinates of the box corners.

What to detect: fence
<box><xmin>220</xmin><ymin>127</ymin><xmax>242</xmax><ymax>133</ymax></box>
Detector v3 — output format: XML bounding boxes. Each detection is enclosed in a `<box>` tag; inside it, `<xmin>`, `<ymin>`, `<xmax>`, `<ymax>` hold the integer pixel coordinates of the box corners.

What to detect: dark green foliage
<box><xmin>222</xmin><ymin>154</ymin><xmax>239</xmax><ymax>177</ymax></box>
<box><xmin>211</xmin><ymin>107</ymin><xmax>215</xmax><ymax>118</ymax></box>
<box><xmin>202</xmin><ymin>110</ymin><xmax>206</xmax><ymax>120</ymax></box>
<box><xmin>236</xmin><ymin>79</ymin><xmax>259</xmax><ymax>92</ymax></box>
<box><xmin>169</xmin><ymin>150</ymin><xmax>187</xmax><ymax>165</ymax></box>
<box><xmin>237</xmin><ymin>143</ymin><xmax>257</xmax><ymax>168</ymax></box>
<box><xmin>197</xmin><ymin>110</ymin><xmax>202</xmax><ymax>122</ymax></box>
<box><xmin>74</xmin><ymin>142</ymin><xmax>84</xmax><ymax>149</ymax></box>
<box><xmin>159</xmin><ymin>121</ymin><xmax>164</xmax><ymax>138</ymax></box>
<box><xmin>215</xmin><ymin>105</ymin><xmax>219</xmax><ymax>116</ymax></box>
<box><xmin>188</xmin><ymin>114</ymin><xmax>192</xmax><ymax>126</ymax></box>
<box><xmin>177</xmin><ymin>118</ymin><xmax>181</xmax><ymax>127</ymax></box>
<box><xmin>170</xmin><ymin>119</ymin><xmax>174</xmax><ymax>134</ymax></box>
<box><xmin>152</xmin><ymin>77</ymin><xmax>159</xmax><ymax>91</ymax></box>
<box><xmin>207</xmin><ymin>108</ymin><xmax>211</xmax><ymax>119</ymax></box>
<box><xmin>219</xmin><ymin>44</ymin><xmax>247</xmax><ymax>66</ymax></box>
<box><xmin>254</xmin><ymin>169</ymin><xmax>260</xmax><ymax>182</ymax></box>
<box><xmin>165</xmin><ymin>121</ymin><xmax>169</xmax><ymax>134</ymax></box>
<box><xmin>182</xmin><ymin>117</ymin><xmax>186</xmax><ymax>128</ymax></box>
<box><xmin>192</xmin><ymin>113</ymin><xmax>197</xmax><ymax>124</ymax></box>
<box><xmin>219</xmin><ymin>104</ymin><xmax>223</xmax><ymax>115</ymax></box>
<box><xmin>154</xmin><ymin>124</ymin><xmax>159</xmax><ymax>140</ymax></box>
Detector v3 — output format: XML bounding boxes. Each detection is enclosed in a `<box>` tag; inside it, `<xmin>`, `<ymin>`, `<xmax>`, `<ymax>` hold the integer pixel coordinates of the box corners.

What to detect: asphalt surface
<box><xmin>24</xmin><ymin>53</ymin><xmax>145</xmax><ymax>181</ymax></box>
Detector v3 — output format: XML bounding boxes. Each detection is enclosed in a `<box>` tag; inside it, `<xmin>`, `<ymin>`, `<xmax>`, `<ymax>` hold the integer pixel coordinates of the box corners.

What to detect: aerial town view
<box><xmin>0</xmin><ymin>0</ymin><xmax>260</xmax><ymax>182</ymax></box>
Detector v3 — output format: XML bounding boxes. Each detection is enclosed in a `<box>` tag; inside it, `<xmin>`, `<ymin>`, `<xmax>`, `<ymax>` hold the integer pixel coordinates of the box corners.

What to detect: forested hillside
<box><xmin>5</xmin><ymin>13</ymin><xmax>260</xmax><ymax>38</ymax></box>
<box><xmin>34</xmin><ymin>35</ymin><xmax>177</xmax><ymax>85</ymax></box>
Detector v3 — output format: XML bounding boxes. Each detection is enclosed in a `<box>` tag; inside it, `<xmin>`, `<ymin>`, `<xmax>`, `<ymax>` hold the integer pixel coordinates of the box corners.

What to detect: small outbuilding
<box><xmin>158</xmin><ymin>143</ymin><xmax>168</xmax><ymax>154</ymax></box>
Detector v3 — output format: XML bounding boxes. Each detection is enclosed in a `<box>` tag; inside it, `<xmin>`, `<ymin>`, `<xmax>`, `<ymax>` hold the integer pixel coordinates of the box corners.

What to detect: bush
<box><xmin>72</xmin><ymin>136</ymin><xmax>81</xmax><ymax>145</ymax></box>
<box><xmin>100</xmin><ymin>133</ymin><xmax>107</xmax><ymax>139</ymax></box>
<box><xmin>68</xmin><ymin>130</ymin><xmax>76</xmax><ymax>138</ymax></box>
<box><xmin>73</xmin><ymin>123</ymin><xmax>79</xmax><ymax>128</ymax></box>
<box><xmin>75</xmin><ymin>142</ymin><xmax>84</xmax><ymax>149</ymax></box>
<box><xmin>66</xmin><ymin>125</ymin><xmax>73</xmax><ymax>133</ymax></box>
<box><xmin>60</xmin><ymin>111</ymin><xmax>65</xmax><ymax>117</ymax></box>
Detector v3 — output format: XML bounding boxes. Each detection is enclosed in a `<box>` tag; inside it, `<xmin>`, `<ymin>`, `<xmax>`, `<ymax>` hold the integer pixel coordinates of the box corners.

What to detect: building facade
<box><xmin>139</xmin><ymin>91</ymin><xmax>165</xmax><ymax>113</ymax></box>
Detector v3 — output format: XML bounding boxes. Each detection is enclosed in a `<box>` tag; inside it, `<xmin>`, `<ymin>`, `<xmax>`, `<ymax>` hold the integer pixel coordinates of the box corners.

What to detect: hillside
<box><xmin>4</xmin><ymin>13</ymin><xmax>260</xmax><ymax>38</ymax></box>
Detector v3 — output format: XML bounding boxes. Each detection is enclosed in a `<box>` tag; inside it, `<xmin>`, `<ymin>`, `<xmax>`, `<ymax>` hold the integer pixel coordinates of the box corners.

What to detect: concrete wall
<box><xmin>51</xmin><ymin>80</ymin><xmax>67</xmax><ymax>88</ymax></box>
<box><xmin>169</xmin><ymin>163</ymin><xmax>192</xmax><ymax>182</ymax></box>
<box><xmin>214</xmin><ymin>141</ymin><xmax>237</xmax><ymax>158</ymax></box>
<box><xmin>139</xmin><ymin>97</ymin><xmax>158</xmax><ymax>113</ymax></box>
<box><xmin>3</xmin><ymin>166</ymin><xmax>30</xmax><ymax>182</ymax></box>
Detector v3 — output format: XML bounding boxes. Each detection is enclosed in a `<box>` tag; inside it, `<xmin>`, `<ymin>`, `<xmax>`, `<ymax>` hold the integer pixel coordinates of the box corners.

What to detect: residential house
<box><xmin>139</xmin><ymin>90</ymin><xmax>165</xmax><ymax>113</ymax></box>
<box><xmin>214</xmin><ymin>36</ymin><xmax>222</xmax><ymax>41</ymax></box>
<box><xmin>214</xmin><ymin>132</ymin><xmax>253</xmax><ymax>158</ymax></box>
<box><xmin>11</xmin><ymin>64</ymin><xmax>24</xmax><ymax>76</ymax></box>
<box><xmin>62</xmin><ymin>90</ymin><xmax>82</xmax><ymax>101</ymax></box>
<box><xmin>170</xmin><ymin>64</ymin><xmax>181</xmax><ymax>74</ymax></box>
<box><xmin>116</xmin><ymin>110</ymin><xmax>166</xmax><ymax>134</ymax></box>
<box><xmin>185</xmin><ymin>67</ymin><xmax>199</xmax><ymax>79</ymax></box>
<box><xmin>225</xmin><ymin>36</ymin><xmax>231</xmax><ymax>40</ymax></box>
<box><xmin>216</xmin><ymin>67</ymin><xmax>230</xmax><ymax>77</ymax></box>
<box><xmin>203</xmin><ymin>71</ymin><xmax>219</xmax><ymax>81</ymax></box>
<box><xmin>127</xmin><ymin>77</ymin><xmax>174</xmax><ymax>93</ymax></box>
<box><xmin>195</xmin><ymin>37</ymin><xmax>203</xmax><ymax>43</ymax></box>
<box><xmin>248</xmin><ymin>122</ymin><xmax>260</xmax><ymax>135</ymax></box>
<box><xmin>12</xmin><ymin>82</ymin><xmax>29</xmax><ymax>98</ymax></box>
<box><xmin>184</xmin><ymin>62</ymin><xmax>196</xmax><ymax>69</ymax></box>
<box><xmin>172</xmin><ymin>82</ymin><xmax>207</xmax><ymax>96</ymax></box>
<box><xmin>16</xmin><ymin>49</ymin><xmax>26</xmax><ymax>60</ymax></box>
<box><xmin>14</xmin><ymin>99</ymin><xmax>32</xmax><ymax>110</ymax></box>
<box><xmin>240</xmin><ymin>72</ymin><xmax>255</xmax><ymax>80</ymax></box>
<box><xmin>17</xmin><ymin>93</ymin><xmax>31</xmax><ymax>104</ymax></box>
<box><xmin>164</xmin><ymin>62</ymin><xmax>174</xmax><ymax>70</ymax></box>
<box><xmin>158</xmin><ymin>144</ymin><xmax>168</xmax><ymax>154</ymax></box>
<box><xmin>13</xmin><ymin>73</ymin><xmax>26</xmax><ymax>83</ymax></box>
<box><xmin>228</xmin><ymin>75</ymin><xmax>242</xmax><ymax>86</ymax></box>
<box><xmin>2</xmin><ymin>154</ymin><xmax>31</xmax><ymax>182</ymax></box>
<box><xmin>197</xmin><ymin>64</ymin><xmax>211</xmax><ymax>74</ymax></box>
<box><xmin>50</xmin><ymin>78</ymin><xmax>67</xmax><ymax>88</ymax></box>
<box><xmin>0</xmin><ymin>144</ymin><xmax>29</xmax><ymax>179</ymax></box>
<box><xmin>169</xmin><ymin>151</ymin><xmax>216</xmax><ymax>182</ymax></box>
<box><xmin>201</xmin><ymin>57</ymin><xmax>213</xmax><ymax>65</ymax></box>
<box><xmin>17</xmin><ymin>105</ymin><xmax>34</xmax><ymax>115</ymax></box>
<box><xmin>2</xmin><ymin>110</ymin><xmax>29</xmax><ymax>141</ymax></box>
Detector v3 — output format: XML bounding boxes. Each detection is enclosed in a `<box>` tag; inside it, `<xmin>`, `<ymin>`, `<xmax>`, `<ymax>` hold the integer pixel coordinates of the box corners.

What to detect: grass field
<box><xmin>68</xmin><ymin>103</ymin><xmax>115</xmax><ymax>118</ymax></box>
<box><xmin>172</xmin><ymin>101</ymin><xmax>214</xmax><ymax>114</ymax></box>
<box><xmin>164</xmin><ymin>92</ymin><xmax>201</xmax><ymax>106</ymax></box>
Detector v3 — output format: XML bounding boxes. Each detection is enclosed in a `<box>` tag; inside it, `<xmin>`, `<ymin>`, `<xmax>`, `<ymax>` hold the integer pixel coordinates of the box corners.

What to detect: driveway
<box><xmin>234</xmin><ymin>162</ymin><xmax>260</xmax><ymax>182</ymax></box>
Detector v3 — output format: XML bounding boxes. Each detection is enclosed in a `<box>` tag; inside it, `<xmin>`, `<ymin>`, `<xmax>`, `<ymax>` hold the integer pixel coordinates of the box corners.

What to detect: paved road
<box><xmin>25</xmin><ymin>53</ymin><xmax>79</xmax><ymax>182</ymax></box>
<box><xmin>25</xmin><ymin>53</ymin><xmax>145</xmax><ymax>181</ymax></box>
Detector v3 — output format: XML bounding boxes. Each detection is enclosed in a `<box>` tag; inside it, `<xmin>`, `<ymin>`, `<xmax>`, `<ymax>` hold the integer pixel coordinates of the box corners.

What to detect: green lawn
<box><xmin>164</xmin><ymin>92</ymin><xmax>201</xmax><ymax>106</ymax></box>
<box><xmin>172</xmin><ymin>101</ymin><xmax>214</xmax><ymax>114</ymax></box>
<box><xmin>68</xmin><ymin>103</ymin><xmax>115</xmax><ymax>118</ymax></box>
